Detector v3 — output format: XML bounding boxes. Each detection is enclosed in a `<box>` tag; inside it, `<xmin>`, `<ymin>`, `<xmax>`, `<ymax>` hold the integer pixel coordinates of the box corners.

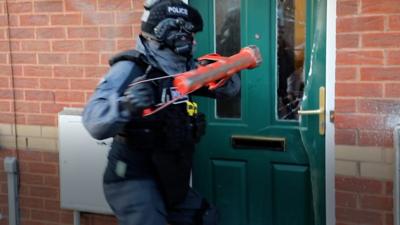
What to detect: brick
<box><xmin>0</xmin><ymin>77</ymin><xmax>9</xmax><ymax>88</ymax></box>
<box><xmin>67</xmin><ymin>27</ymin><xmax>99</xmax><ymax>38</ymax></box>
<box><xmin>117</xmin><ymin>40</ymin><xmax>136</xmax><ymax>50</ymax></box>
<box><xmin>7</xmin><ymin>2</ymin><xmax>33</xmax><ymax>14</ymax></box>
<box><xmin>385</xmin><ymin>181</ymin><xmax>393</xmax><ymax>195</ymax></box>
<box><xmin>385</xmin><ymin>83</ymin><xmax>400</xmax><ymax>97</ymax></box>
<box><xmin>41</xmin><ymin>126</ymin><xmax>58</xmax><ymax>138</ymax></box>
<box><xmin>19</xmin><ymin>174</ymin><xmax>44</xmax><ymax>185</ymax></box>
<box><xmin>82</xmin><ymin>12</ymin><xmax>115</xmax><ymax>25</ymax></box>
<box><xmin>65</xmin><ymin>0</ymin><xmax>96</xmax><ymax>12</ymax></box>
<box><xmin>337</xmin><ymin>0</ymin><xmax>359</xmax><ymax>16</ymax></box>
<box><xmin>389</xmin><ymin>15</ymin><xmax>400</xmax><ymax>31</ymax></box>
<box><xmin>11</xmin><ymin>53</ymin><xmax>36</xmax><ymax>64</ymax></box>
<box><xmin>361</xmin><ymin>0</ymin><xmax>400</xmax><ymax>14</ymax></box>
<box><xmin>15</xmin><ymin>125</ymin><xmax>41</xmax><ymax>137</ymax></box>
<box><xmin>336</xmin><ymin>191</ymin><xmax>358</xmax><ymax>208</ymax></box>
<box><xmin>336</xmin><ymin>67</ymin><xmax>356</xmax><ymax>81</ymax></box>
<box><xmin>362</xmin><ymin>33</ymin><xmax>400</xmax><ymax>48</ymax></box>
<box><xmin>21</xmin><ymin>40</ymin><xmax>50</xmax><ymax>51</ymax></box>
<box><xmin>336</xmin><ymin>50</ymin><xmax>383</xmax><ymax>65</ymax></box>
<box><xmin>24</xmin><ymin>66</ymin><xmax>53</xmax><ymax>77</ymax></box>
<box><xmin>51</xmin><ymin>14</ymin><xmax>81</xmax><ymax>25</ymax></box>
<box><xmin>25</xmin><ymin>90</ymin><xmax>55</xmax><ymax>101</ymax></box>
<box><xmin>361</xmin><ymin>67</ymin><xmax>400</xmax><ymax>81</ymax></box>
<box><xmin>27</xmin><ymin>162</ymin><xmax>57</xmax><ymax>174</ymax></box>
<box><xmin>52</xmin><ymin>40</ymin><xmax>84</xmax><ymax>52</ymax></box>
<box><xmin>336</xmin><ymin>160</ymin><xmax>359</xmax><ymax>176</ymax></box>
<box><xmin>31</xmin><ymin>209</ymin><xmax>60</xmax><ymax>222</ymax></box>
<box><xmin>54</xmin><ymin>91</ymin><xmax>85</xmax><ymax>102</ymax></box>
<box><xmin>98</xmin><ymin>0</ymin><xmax>132</xmax><ymax>11</ymax></box>
<box><xmin>40</xmin><ymin>78</ymin><xmax>69</xmax><ymax>89</ymax></box>
<box><xmin>42</xmin><ymin>152</ymin><xmax>58</xmax><ymax>163</ymax></box>
<box><xmin>386</xmin><ymin>213</ymin><xmax>394</xmax><ymax>225</ymax></box>
<box><xmin>44</xmin><ymin>199</ymin><xmax>61</xmax><ymax>210</ymax></box>
<box><xmin>68</xmin><ymin>53</ymin><xmax>99</xmax><ymax>65</ymax></box>
<box><xmin>14</xmin><ymin>78</ymin><xmax>39</xmax><ymax>89</ymax></box>
<box><xmin>0</xmin><ymin>90</ymin><xmax>14</xmax><ymax>99</ymax></box>
<box><xmin>101</xmin><ymin>53</ymin><xmax>114</xmax><ymax>64</ymax></box>
<box><xmin>336</xmin><ymin>145</ymin><xmax>383</xmax><ymax>162</ymax></box>
<box><xmin>337</xmin><ymin>16</ymin><xmax>384</xmax><ymax>33</ymax></box>
<box><xmin>0</xmin><ymin>65</ymin><xmax>12</xmax><ymax>76</ymax></box>
<box><xmin>336</xmin><ymin>82</ymin><xmax>383</xmax><ymax>97</ymax></box>
<box><xmin>84</xmin><ymin>40</ymin><xmax>116</xmax><ymax>51</ymax></box>
<box><xmin>41</xmin><ymin>103</ymin><xmax>67</xmax><ymax>114</ymax></box>
<box><xmin>336</xmin><ymin>114</ymin><xmax>386</xmax><ymax>130</ymax></box>
<box><xmin>335</xmin><ymin>99</ymin><xmax>356</xmax><ymax>113</ymax></box>
<box><xmin>34</xmin><ymin>1</ymin><xmax>63</xmax><ymax>13</ymax></box>
<box><xmin>26</xmin><ymin>114</ymin><xmax>56</xmax><ymax>126</ymax></box>
<box><xmin>0</xmin><ymin>135</ymin><xmax>17</xmax><ymax>149</ymax></box>
<box><xmin>0</xmin><ymin>101</ymin><xmax>11</xmax><ymax>112</ymax></box>
<box><xmin>358</xmin><ymin>99</ymin><xmax>400</xmax><ymax>114</ymax></box>
<box><xmin>336</xmin><ymin>207</ymin><xmax>383</xmax><ymax>225</ymax></box>
<box><xmin>360</xmin><ymin>195</ymin><xmax>393</xmax><ymax>211</ymax></box>
<box><xmin>0</xmin><ymin>41</ymin><xmax>10</xmax><ymax>51</ymax></box>
<box><xmin>359</xmin><ymin>131</ymin><xmax>394</xmax><ymax>147</ymax></box>
<box><xmin>85</xmin><ymin>66</ymin><xmax>108</xmax><ymax>78</ymax></box>
<box><xmin>28</xmin><ymin>137</ymin><xmax>58</xmax><ymax>151</ymax></box>
<box><xmin>336</xmin><ymin>176</ymin><xmax>384</xmax><ymax>194</ymax></box>
<box><xmin>60</xmin><ymin>211</ymin><xmax>73</xmax><ymax>224</ymax></box>
<box><xmin>20</xmin><ymin>149</ymin><xmax>43</xmax><ymax>161</ymax></box>
<box><xmin>100</xmin><ymin>26</ymin><xmax>132</xmax><ymax>38</ymax></box>
<box><xmin>116</xmin><ymin>12</ymin><xmax>139</xmax><ymax>24</ymax></box>
<box><xmin>37</xmin><ymin>27</ymin><xmax>66</xmax><ymax>39</ymax></box>
<box><xmin>54</xmin><ymin>66</ymin><xmax>84</xmax><ymax>78</ymax></box>
<box><xmin>383</xmin><ymin>148</ymin><xmax>395</xmax><ymax>164</ymax></box>
<box><xmin>387</xmin><ymin>50</ymin><xmax>400</xmax><ymax>65</ymax></box>
<box><xmin>20</xmin><ymin>15</ymin><xmax>49</xmax><ymax>26</ymax></box>
<box><xmin>15</xmin><ymin>102</ymin><xmax>40</xmax><ymax>113</ymax></box>
<box><xmin>0</xmin><ymin>124</ymin><xmax>13</xmax><ymax>135</ymax></box>
<box><xmin>29</xmin><ymin>186</ymin><xmax>58</xmax><ymax>199</ymax></box>
<box><xmin>336</xmin><ymin>127</ymin><xmax>355</xmax><ymax>143</ymax></box>
<box><xmin>20</xmin><ymin>197</ymin><xmax>44</xmax><ymax>208</ymax></box>
<box><xmin>70</xmin><ymin>79</ymin><xmax>99</xmax><ymax>90</ymax></box>
<box><xmin>360</xmin><ymin>162</ymin><xmax>393</xmax><ymax>180</ymax></box>
<box><xmin>337</xmin><ymin>34</ymin><xmax>359</xmax><ymax>49</ymax></box>
<box><xmin>9</xmin><ymin>28</ymin><xmax>35</xmax><ymax>39</ymax></box>
<box><xmin>38</xmin><ymin>53</ymin><xmax>67</xmax><ymax>65</ymax></box>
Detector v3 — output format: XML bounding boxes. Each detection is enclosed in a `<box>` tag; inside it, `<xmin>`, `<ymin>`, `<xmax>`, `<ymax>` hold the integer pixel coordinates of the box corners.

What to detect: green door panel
<box><xmin>212</xmin><ymin>160</ymin><xmax>248</xmax><ymax>225</ymax></box>
<box><xmin>272</xmin><ymin>164</ymin><xmax>312</xmax><ymax>225</ymax></box>
<box><xmin>189</xmin><ymin>0</ymin><xmax>327</xmax><ymax>224</ymax></box>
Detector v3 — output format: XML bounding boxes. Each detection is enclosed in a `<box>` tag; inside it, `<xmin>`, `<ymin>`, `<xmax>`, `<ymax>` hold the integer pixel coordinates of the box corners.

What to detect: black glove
<box><xmin>124</xmin><ymin>76</ymin><xmax>155</xmax><ymax>114</ymax></box>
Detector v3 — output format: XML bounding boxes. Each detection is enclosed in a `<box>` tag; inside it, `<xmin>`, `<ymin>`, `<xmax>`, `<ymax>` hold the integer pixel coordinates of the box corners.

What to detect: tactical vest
<box><xmin>109</xmin><ymin>50</ymin><xmax>206</xmax><ymax>207</ymax></box>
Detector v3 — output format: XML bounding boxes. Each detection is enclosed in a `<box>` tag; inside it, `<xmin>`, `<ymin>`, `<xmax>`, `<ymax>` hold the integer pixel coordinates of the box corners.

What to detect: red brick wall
<box><xmin>336</xmin><ymin>0</ymin><xmax>400</xmax><ymax>224</ymax></box>
<box><xmin>0</xmin><ymin>0</ymin><xmax>144</xmax><ymax>224</ymax></box>
<box><xmin>0</xmin><ymin>0</ymin><xmax>143</xmax><ymax>127</ymax></box>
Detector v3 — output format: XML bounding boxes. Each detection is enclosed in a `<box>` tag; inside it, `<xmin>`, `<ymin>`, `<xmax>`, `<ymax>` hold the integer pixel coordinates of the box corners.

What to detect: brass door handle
<box><xmin>298</xmin><ymin>87</ymin><xmax>325</xmax><ymax>135</ymax></box>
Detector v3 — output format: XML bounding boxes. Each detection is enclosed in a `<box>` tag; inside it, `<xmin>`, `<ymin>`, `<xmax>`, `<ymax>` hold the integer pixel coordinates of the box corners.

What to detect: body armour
<box><xmin>104</xmin><ymin>50</ymin><xmax>206</xmax><ymax>207</ymax></box>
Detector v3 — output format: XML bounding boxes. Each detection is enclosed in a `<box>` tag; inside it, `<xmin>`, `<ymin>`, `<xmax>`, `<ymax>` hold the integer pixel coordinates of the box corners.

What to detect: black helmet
<box><xmin>141</xmin><ymin>0</ymin><xmax>203</xmax><ymax>57</ymax></box>
<box><xmin>141</xmin><ymin>0</ymin><xmax>203</xmax><ymax>37</ymax></box>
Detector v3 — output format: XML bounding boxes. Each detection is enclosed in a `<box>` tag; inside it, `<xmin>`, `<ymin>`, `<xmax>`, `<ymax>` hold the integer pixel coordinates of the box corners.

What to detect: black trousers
<box><xmin>103</xmin><ymin>179</ymin><xmax>215</xmax><ymax>225</ymax></box>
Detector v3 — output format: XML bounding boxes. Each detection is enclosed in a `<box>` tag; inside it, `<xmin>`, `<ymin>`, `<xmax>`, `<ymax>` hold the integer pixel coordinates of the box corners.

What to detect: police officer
<box><xmin>82</xmin><ymin>0</ymin><xmax>240</xmax><ymax>225</ymax></box>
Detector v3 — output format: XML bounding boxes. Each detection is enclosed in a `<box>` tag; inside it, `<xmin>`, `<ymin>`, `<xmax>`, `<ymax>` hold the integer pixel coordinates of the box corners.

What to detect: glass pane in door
<box><xmin>277</xmin><ymin>0</ymin><xmax>306</xmax><ymax>120</ymax></box>
<box><xmin>215</xmin><ymin>0</ymin><xmax>241</xmax><ymax>118</ymax></box>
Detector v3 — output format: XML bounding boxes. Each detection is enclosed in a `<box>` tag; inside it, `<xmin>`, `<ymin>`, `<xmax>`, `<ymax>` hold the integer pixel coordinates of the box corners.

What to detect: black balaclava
<box><xmin>141</xmin><ymin>0</ymin><xmax>203</xmax><ymax>57</ymax></box>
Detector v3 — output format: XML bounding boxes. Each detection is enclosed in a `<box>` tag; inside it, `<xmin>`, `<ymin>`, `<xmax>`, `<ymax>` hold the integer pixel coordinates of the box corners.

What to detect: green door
<box><xmin>189</xmin><ymin>0</ymin><xmax>327</xmax><ymax>225</ymax></box>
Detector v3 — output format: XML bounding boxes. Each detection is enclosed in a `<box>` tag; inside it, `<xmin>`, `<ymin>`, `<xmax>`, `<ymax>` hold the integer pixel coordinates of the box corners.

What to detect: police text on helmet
<box><xmin>167</xmin><ymin>6</ymin><xmax>188</xmax><ymax>16</ymax></box>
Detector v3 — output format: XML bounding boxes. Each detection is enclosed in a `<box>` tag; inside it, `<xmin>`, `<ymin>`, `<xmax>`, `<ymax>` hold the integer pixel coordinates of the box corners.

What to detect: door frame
<box><xmin>184</xmin><ymin>0</ymin><xmax>337</xmax><ymax>224</ymax></box>
<box><xmin>325</xmin><ymin>0</ymin><xmax>336</xmax><ymax>225</ymax></box>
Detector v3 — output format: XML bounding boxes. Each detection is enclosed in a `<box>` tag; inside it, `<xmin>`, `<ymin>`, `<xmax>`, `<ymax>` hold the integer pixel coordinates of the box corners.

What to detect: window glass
<box><xmin>215</xmin><ymin>0</ymin><xmax>241</xmax><ymax>118</ymax></box>
<box><xmin>277</xmin><ymin>0</ymin><xmax>306</xmax><ymax>120</ymax></box>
